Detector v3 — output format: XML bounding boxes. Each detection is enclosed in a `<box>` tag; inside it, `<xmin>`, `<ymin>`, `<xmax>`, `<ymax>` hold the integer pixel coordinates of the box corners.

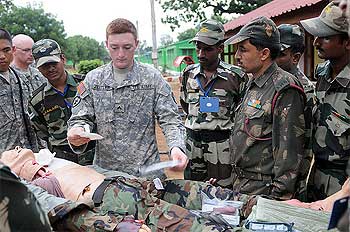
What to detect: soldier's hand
<box><xmin>169</xmin><ymin>147</ymin><xmax>188</xmax><ymax>172</ymax></box>
<box><xmin>67</xmin><ymin>127</ymin><xmax>90</xmax><ymax>146</ymax></box>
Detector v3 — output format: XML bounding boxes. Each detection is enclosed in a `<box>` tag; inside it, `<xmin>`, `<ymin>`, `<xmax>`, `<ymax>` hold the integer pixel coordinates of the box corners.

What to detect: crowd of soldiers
<box><xmin>0</xmin><ymin>0</ymin><xmax>349</xmax><ymax>231</ymax></box>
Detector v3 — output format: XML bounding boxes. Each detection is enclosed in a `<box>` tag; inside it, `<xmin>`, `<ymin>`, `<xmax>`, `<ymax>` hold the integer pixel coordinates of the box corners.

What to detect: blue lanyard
<box><xmin>53</xmin><ymin>85</ymin><xmax>73</xmax><ymax>108</ymax></box>
<box><xmin>195</xmin><ymin>77</ymin><xmax>216</xmax><ymax>97</ymax></box>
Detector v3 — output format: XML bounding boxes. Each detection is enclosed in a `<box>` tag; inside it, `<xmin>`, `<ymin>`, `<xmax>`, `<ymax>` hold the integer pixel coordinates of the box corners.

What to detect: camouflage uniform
<box><xmin>225</xmin><ymin>17</ymin><xmax>306</xmax><ymax>200</ymax></box>
<box><xmin>301</xmin><ymin>1</ymin><xmax>350</xmax><ymax>200</ymax></box>
<box><xmin>0</xmin><ymin>162</ymin><xmax>52</xmax><ymax>231</ymax></box>
<box><xmin>68</xmin><ymin>61</ymin><xmax>185</xmax><ymax>177</ymax></box>
<box><xmin>308</xmin><ymin>61</ymin><xmax>350</xmax><ymax>198</ymax></box>
<box><xmin>46</xmin><ymin>178</ymin><xmax>255</xmax><ymax>231</ymax></box>
<box><xmin>29</xmin><ymin>39</ymin><xmax>94</xmax><ymax>165</ymax></box>
<box><xmin>10</xmin><ymin>63</ymin><xmax>46</xmax><ymax>95</ymax></box>
<box><xmin>28</xmin><ymin>73</ymin><xmax>94</xmax><ymax>165</ymax></box>
<box><xmin>180</xmin><ymin>19</ymin><xmax>247</xmax><ymax>188</ymax></box>
<box><xmin>278</xmin><ymin>24</ymin><xmax>316</xmax><ymax>201</ymax></box>
<box><xmin>0</xmin><ymin>68</ymin><xmax>38</xmax><ymax>154</ymax></box>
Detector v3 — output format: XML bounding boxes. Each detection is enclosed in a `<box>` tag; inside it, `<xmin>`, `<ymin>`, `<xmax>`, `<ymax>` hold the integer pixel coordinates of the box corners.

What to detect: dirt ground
<box><xmin>156</xmin><ymin>79</ymin><xmax>184</xmax><ymax>179</ymax></box>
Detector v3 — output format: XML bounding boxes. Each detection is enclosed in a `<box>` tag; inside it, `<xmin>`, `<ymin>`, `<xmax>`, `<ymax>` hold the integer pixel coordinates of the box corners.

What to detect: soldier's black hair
<box><xmin>249</xmin><ymin>38</ymin><xmax>280</xmax><ymax>60</ymax></box>
<box><xmin>0</xmin><ymin>28</ymin><xmax>12</xmax><ymax>45</ymax></box>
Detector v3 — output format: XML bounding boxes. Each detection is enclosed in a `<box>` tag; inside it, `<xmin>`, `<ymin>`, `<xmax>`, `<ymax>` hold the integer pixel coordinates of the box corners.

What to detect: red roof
<box><xmin>224</xmin><ymin>0</ymin><xmax>324</xmax><ymax>31</ymax></box>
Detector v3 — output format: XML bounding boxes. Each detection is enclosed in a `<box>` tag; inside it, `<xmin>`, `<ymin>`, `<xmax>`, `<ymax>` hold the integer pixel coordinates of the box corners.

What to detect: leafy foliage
<box><xmin>77</xmin><ymin>59</ymin><xmax>104</xmax><ymax>75</ymax></box>
<box><xmin>160</xmin><ymin>34</ymin><xmax>174</xmax><ymax>47</ymax></box>
<box><xmin>157</xmin><ymin>0</ymin><xmax>272</xmax><ymax>31</ymax></box>
<box><xmin>177</xmin><ymin>28</ymin><xmax>197</xmax><ymax>41</ymax></box>
<box><xmin>65</xmin><ymin>35</ymin><xmax>109</xmax><ymax>67</ymax></box>
<box><xmin>0</xmin><ymin>3</ymin><xmax>67</xmax><ymax>48</ymax></box>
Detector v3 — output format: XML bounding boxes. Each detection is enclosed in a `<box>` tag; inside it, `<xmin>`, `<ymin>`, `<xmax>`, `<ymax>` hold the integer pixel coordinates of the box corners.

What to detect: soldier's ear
<box><xmin>260</xmin><ymin>48</ymin><xmax>270</xmax><ymax>61</ymax></box>
<box><xmin>292</xmin><ymin>52</ymin><xmax>302</xmax><ymax>65</ymax></box>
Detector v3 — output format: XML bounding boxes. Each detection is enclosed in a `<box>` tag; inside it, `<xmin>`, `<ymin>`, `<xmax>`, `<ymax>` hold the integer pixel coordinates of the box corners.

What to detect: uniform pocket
<box><xmin>0</xmin><ymin>92</ymin><xmax>15</xmax><ymax>126</ymax></box>
<box><xmin>187</xmin><ymin>92</ymin><xmax>200</xmax><ymax>117</ymax></box>
<box><xmin>244</xmin><ymin>108</ymin><xmax>266</xmax><ymax>139</ymax></box>
<box><xmin>326</xmin><ymin>112</ymin><xmax>350</xmax><ymax>136</ymax></box>
<box><xmin>93</xmin><ymin>90</ymin><xmax>114</xmax><ymax>122</ymax></box>
<box><xmin>326</xmin><ymin>112</ymin><xmax>350</xmax><ymax>150</ymax></box>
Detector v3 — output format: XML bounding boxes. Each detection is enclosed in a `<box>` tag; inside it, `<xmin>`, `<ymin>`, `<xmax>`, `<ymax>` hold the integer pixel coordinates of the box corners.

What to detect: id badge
<box><xmin>199</xmin><ymin>97</ymin><xmax>219</xmax><ymax>112</ymax></box>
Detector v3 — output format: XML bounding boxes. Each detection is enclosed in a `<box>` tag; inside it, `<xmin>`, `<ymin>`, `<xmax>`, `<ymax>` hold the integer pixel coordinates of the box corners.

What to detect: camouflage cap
<box><xmin>225</xmin><ymin>16</ymin><xmax>280</xmax><ymax>46</ymax></box>
<box><xmin>300</xmin><ymin>2</ymin><xmax>349</xmax><ymax>37</ymax></box>
<box><xmin>278</xmin><ymin>24</ymin><xmax>305</xmax><ymax>51</ymax></box>
<box><xmin>32</xmin><ymin>39</ymin><xmax>62</xmax><ymax>68</ymax></box>
<box><xmin>191</xmin><ymin>19</ymin><xmax>225</xmax><ymax>45</ymax></box>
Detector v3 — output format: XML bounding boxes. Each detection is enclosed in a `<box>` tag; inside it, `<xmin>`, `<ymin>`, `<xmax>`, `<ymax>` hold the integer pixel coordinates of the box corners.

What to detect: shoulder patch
<box><xmin>77</xmin><ymin>82</ymin><xmax>86</xmax><ymax>96</ymax></box>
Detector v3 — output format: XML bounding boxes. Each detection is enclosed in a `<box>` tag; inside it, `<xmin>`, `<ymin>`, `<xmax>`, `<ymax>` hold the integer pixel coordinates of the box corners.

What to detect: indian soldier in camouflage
<box><xmin>67</xmin><ymin>18</ymin><xmax>188</xmax><ymax>177</ymax></box>
<box><xmin>0</xmin><ymin>161</ymin><xmax>52</xmax><ymax>231</ymax></box>
<box><xmin>301</xmin><ymin>1</ymin><xmax>350</xmax><ymax>200</ymax></box>
<box><xmin>225</xmin><ymin>17</ymin><xmax>306</xmax><ymax>200</ymax></box>
<box><xmin>180</xmin><ymin>19</ymin><xmax>248</xmax><ymax>188</ymax></box>
<box><xmin>0</xmin><ymin>28</ymin><xmax>38</xmax><ymax>154</ymax></box>
<box><xmin>28</xmin><ymin>39</ymin><xmax>94</xmax><ymax>165</ymax></box>
<box><xmin>276</xmin><ymin>24</ymin><xmax>316</xmax><ymax>201</ymax></box>
<box><xmin>11</xmin><ymin>34</ymin><xmax>46</xmax><ymax>95</ymax></box>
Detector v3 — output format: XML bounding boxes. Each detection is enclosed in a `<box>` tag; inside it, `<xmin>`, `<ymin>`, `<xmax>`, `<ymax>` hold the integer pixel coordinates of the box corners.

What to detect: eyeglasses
<box><xmin>16</xmin><ymin>47</ymin><xmax>32</xmax><ymax>53</ymax></box>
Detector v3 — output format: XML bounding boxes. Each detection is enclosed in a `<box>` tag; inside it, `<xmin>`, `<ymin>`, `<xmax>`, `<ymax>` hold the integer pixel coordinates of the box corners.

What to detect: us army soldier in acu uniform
<box><xmin>276</xmin><ymin>24</ymin><xmax>315</xmax><ymax>200</ymax></box>
<box><xmin>67</xmin><ymin>18</ymin><xmax>187</xmax><ymax>177</ymax></box>
<box><xmin>180</xmin><ymin>19</ymin><xmax>247</xmax><ymax>188</ymax></box>
<box><xmin>29</xmin><ymin>39</ymin><xmax>94</xmax><ymax>164</ymax></box>
<box><xmin>225</xmin><ymin>17</ymin><xmax>306</xmax><ymax>200</ymax></box>
<box><xmin>301</xmin><ymin>2</ymin><xmax>350</xmax><ymax>200</ymax></box>
<box><xmin>0</xmin><ymin>28</ymin><xmax>38</xmax><ymax>154</ymax></box>
<box><xmin>11</xmin><ymin>34</ymin><xmax>45</xmax><ymax>95</ymax></box>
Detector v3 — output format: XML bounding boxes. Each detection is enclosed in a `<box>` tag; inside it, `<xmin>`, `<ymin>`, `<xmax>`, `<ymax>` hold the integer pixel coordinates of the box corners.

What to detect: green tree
<box><xmin>160</xmin><ymin>34</ymin><xmax>173</xmax><ymax>47</ymax></box>
<box><xmin>65</xmin><ymin>35</ymin><xmax>108</xmax><ymax>67</ymax></box>
<box><xmin>0</xmin><ymin>0</ymin><xmax>14</xmax><ymax>13</ymax></box>
<box><xmin>77</xmin><ymin>59</ymin><xmax>103</xmax><ymax>75</ymax></box>
<box><xmin>177</xmin><ymin>28</ymin><xmax>197</xmax><ymax>41</ymax></box>
<box><xmin>0</xmin><ymin>3</ymin><xmax>66</xmax><ymax>48</ymax></box>
<box><xmin>157</xmin><ymin>0</ymin><xmax>272</xmax><ymax>30</ymax></box>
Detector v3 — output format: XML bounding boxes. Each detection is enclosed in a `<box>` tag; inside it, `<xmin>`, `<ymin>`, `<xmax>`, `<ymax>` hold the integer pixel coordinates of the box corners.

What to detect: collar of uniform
<box><xmin>44</xmin><ymin>71</ymin><xmax>75</xmax><ymax>92</ymax></box>
<box><xmin>321</xmin><ymin>61</ymin><xmax>350</xmax><ymax>88</ymax></box>
<box><xmin>215</xmin><ymin>60</ymin><xmax>229</xmax><ymax>81</ymax></box>
<box><xmin>253</xmin><ymin>62</ymin><xmax>278</xmax><ymax>88</ymax></box>
<box><xmin>334</xmin><ymin>63</ymin><xmax>350</xmax><ymax>87</ymax></box>
<box><xmin>190</xmin><ymin>60</ymin><xmax>228</xmax><ymax>81</ymax></box>
<box><xmin>106</xmin><ymin>60</ymin><xmax>141</xmax><ymax>87</ymax></box>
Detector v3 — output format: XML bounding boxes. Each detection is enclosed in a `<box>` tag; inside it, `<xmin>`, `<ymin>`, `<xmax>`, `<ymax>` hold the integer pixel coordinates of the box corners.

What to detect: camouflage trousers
<box><xmin>55</xmin><ymin>178</ymin><xmax>245</xmax><ymax>231</ymax></box>
<box><xmin>184</xmin><ymin>130</ymin><xmax>233</xmax><ymax>188</ymax></box>
<box><xmin>307</xmin><ymin>160</ymin><xmax>348</xmax><ymax>201</ymax></box>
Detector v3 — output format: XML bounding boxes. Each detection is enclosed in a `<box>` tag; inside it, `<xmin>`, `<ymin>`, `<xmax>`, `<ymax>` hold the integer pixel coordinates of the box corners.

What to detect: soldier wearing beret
<box><xmin>28</xmin><ymin>39</ymin><xmax>94</xmax><ymax>165</ymax></box>
<box><xmin>225</xmin><ymin>16</ymin><xmax>306</xmax><ymax>200</ymax></box>
<box><xmin>301</xmin><ymin>1</ymin><xmax>350</xmax><ymax>200</ymax></box>
<box><xmin>180</xmin><ymin>19</ymin><xmax>248</xmax><ymax>188</ymax></box>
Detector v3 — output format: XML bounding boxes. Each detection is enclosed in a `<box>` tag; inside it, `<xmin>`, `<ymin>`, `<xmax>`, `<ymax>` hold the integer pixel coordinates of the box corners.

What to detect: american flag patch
<box><xmin>77</xmin><ymin>82</ymin><xmax>86</xmax><ymax>95</ymax></box>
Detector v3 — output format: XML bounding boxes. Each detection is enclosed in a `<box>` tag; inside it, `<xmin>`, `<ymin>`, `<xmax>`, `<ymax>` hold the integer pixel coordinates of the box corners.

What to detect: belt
<box><xmin>92</xmin><ymin>176</ymin><xmax>125</xmax><ymax>206</ymax></box>
<box><xmin>186</xmin><ymin>129</ymin><xmax>230</xmax><ymax>142</ymax></box>
<box><xmin>232</xmin><ymin>164</ymin><xmax>272</xmax><ymax>181</ymax></box>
